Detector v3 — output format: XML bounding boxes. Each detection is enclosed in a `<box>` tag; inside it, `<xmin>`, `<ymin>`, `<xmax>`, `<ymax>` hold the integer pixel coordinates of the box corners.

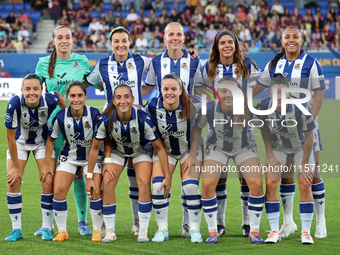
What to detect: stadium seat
<box><xmin>14</xmin><ymin>3</ymin><xmax>24</xmax><ymax>12</ymax></box>
<box><xmin>4</xmin><ymin>3</ymin><xmax>14</xmax><ymax>12</ymax></box>
<box><xmin>155</xmin><ymin>10</ymin><xmax>162</xmax><ymax>16</ymax></box>
<box><xmin>24</xmin><ymin>2</ymin><xmax>31</xmax><ymax>11</ymax></box>
<box><xmin>177</xmin><ymin>1</ymin><xmax>186</xmax><ymax>10</ymax></box>
<box><xmin>183</xmin><ymin>25</ymin><xmax>189</xmax><ymax>33</ymax></box>
<box><xmin>120</xmin><ymin>10</ymin><xmax>129</xmax><ymax>19</ymax></box>
<box><xmin>103</xmin><ymin>2</ymin><xmax>112</xmax><ymax>12</ymax></box>
<box><xmin>284</xmin><ymin>1</ymin><xmax>295</xmax><ymax>9</ymax></box>
<box><xmin>82</xmin><ymin>26</ymin><xmax>88</xmax><ymax>34</ymax></box>
<box><xmin>166</xmin><ymin>2</ymin><xmax>175</xmax><ymax>10</ymax></box>
<box><xmin>30</xmin><ymin>11</ymin><xmax>41</xmax><ymax>26</ymax></box>
<box><xmin>318</xmin><ymin>1</ymin><xmax>329</xmax><ymax>9</ymax></box>
<box><xmin>89</xmin><ymin>10</ymin><xmax>99</xmax><ymax>18</ymax></box>
<box><xmin>143</xmin><ymin>10</ymin><xmax>150</xmax><ymax>16</ymax></box>
<box><xmin>0</xmin><ymin>11</ymin><xmax>9</xmax><ymax>19</ymax></box>
<box><xmin>267</xmin><ymin>0</ymin><xmax>273</xmax><ymax>7</ymax></box>
<box><xmin>74</xmin><ymin>3</ymin><xmax>80</xmax><ymax>9</ymax></box>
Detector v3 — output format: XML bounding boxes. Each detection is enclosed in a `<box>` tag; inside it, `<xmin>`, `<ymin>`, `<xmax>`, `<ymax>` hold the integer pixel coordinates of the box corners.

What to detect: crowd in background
<box><xmin>0</xmin><ymin>0</ymin><xmax>340</xmax><ymax>53</ymax></box>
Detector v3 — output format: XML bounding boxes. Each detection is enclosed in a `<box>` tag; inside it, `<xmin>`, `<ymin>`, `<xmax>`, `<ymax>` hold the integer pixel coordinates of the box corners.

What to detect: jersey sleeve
<box><xmin>141</xmin><ymin>55</ymin><xmax>152</xmax><ymax>71</ymax></box>
<box><xmin>257</xmin><ymin>62</ymin><xmax>271</xmax><ymax>87</ymax></box>
<box><xmin>144</xmin><ymin>60</ymin><xmax>157</xmax><ymax>86</ymax></box>
<box><xmin>143</xmin><ymin>114</ymin><xmax>159</xmax><ymax>142</ymax></box>
<box><xmin>49</xmin><ymin>116</ymin><xmax>60</xmax><ymax>140</ymax></box>
<box><xmin>93</xmin><ymin>117</ymin><xmax>108</xmax><ymax>140</ymax></box>
<box><xmin>201</xmin><ymin>62</ymin><xmax>209</xmax><ymax>84</ymax></box>
<box><xmin>249</xmin><ymin>61</ymin><xmax>263</xmax><ymax>82</ymax></box>
<box><xmin>35</xmin><ymin>57</ymin><xmax>48</xmax><ymax>84</ymax></box>
<box><xmin>309</xmin><ymin>59</ymin><xmax>325</xmax><ymax>91</ymax></box>
<box><xmin>193</xmin><ymin>60</ymin><xmax>205</xmax><ymax>87</ymax></box>
<box><xmin>4</xmin><ymin>96</ymin><xmax>20</xmax><ymax>129</ymax></box>
<box><xmin>85</xmin><ymin>61</ymin><xmax>101</xmax><ymax>86</ymax></box>
<box><xmin>45</xmin><ymin>92</ymin><xmax>60</xmax><ymax>108</ymax></box>
<box><xmin>300</xmin><ymin>104</ymin><xmax>315</xmax><ymax>132</ymax></box>
<box><xmin>195</xmin><ymin>111</ymin><xmax>208</xmax><ymax>129</ymax></box>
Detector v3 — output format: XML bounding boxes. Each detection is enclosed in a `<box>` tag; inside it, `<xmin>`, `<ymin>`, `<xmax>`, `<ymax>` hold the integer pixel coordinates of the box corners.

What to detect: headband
<box><xmin>215</xmin><ymin>30</ymin><xmax>236</xmax><ymax>48</ymax></box>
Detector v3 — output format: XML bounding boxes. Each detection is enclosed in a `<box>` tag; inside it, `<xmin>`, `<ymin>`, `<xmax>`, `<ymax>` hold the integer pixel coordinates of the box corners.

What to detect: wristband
<box><xmin>86</xmin><ymin>172</ymin><xmax>93</xmax><ymax>178</ymax></box>
<box><xmin>103</xmin><ymin>157</ymin><xmax>112</xmax><ymax>164</ymax></box>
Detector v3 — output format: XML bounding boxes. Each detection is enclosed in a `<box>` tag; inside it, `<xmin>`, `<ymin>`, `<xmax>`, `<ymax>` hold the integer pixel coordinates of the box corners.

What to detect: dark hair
<box><xmin>65</xmin><ymin>81</ymin><xmax>87</xmax><ymax>97</ymax></box>
<box><xmin>217</xmin><ymin>76</ymin><xmax>251</xmax><ymax>125</ymax></box>
<box><xmin>22</xmin><ymin>73</ymin><xmax>42</xmax><ymax>88</ymax></box>
<box><xmin>48</xmin><ymin>25</ymin><xmax>72</xmax><ymax>78</ymax></box>
<box><xmin>269</xmin><ymin>26</ymin><xmax>302</xmax><ymax>70</ymax></box>
<box><xmin>101</xmin><ymin>84</ymin><xmax>134</xmax><ymax>133</ymax></box>
<box><xmin>270</xmin><ymin>73</ymin><xmax>289</xmax><ymax>88</ymax></box>
<box><xmin>109</xmin><ymin>26</ymin><xmax>131</xmax><ymax>42</ymax></box>
<box><xmin>161</xmin><ymin>73</ymin><xmax>195</xmax><ymax>120</ymax></box>
<box><xmin>208</xmin><ymin>30</ymin><xmax>257</xmax><ymax>82</ymax></box>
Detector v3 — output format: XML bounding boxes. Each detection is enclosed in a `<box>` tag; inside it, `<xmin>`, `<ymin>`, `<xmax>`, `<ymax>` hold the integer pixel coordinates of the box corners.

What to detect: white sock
<box><xmin>265</xmin><ymin>200</ymin><xmax>280</xmax><ymax>232</ymax></box>
<box><xmin>90</xmin><ymin>198</ymin><xmax>102</xmax><ymax>231</ymax></box>
<box><xmin>181</xmin><ymin>187</ymin><xmax>189</xmax><ymax>226</ymax></box>
<box><xmin>300</xmin><ymin>202</ymin><xmax>314</xmax><ymax>234</ymax></box>
<box><xmin>240</xmin><ymin>184</ymin><xmax>250</xmax><ymax>225</ymax></box>
<box><xmin>312</xmin><ymin>180</ymin><xmax>326</xmax><ymax>225</ymax></box>
<box><xmin>127</xmin><ymin>167</ymin><xmax>139</xmax><ymax>225</ymax></box>
<box><xmin>152</xmin><ymin>177</ymin><xmax>168</xmax><ymax>230</ymax></box>
<box><xmin>182</xmin><ymin>179</ymin><xmax>201</xmax><ymax>231</ymax></box>
<box><xmin>201</xmin><ymin>196</ymin><xmax>218</xmax><ymax>233</ymax></box>
<box><xmin>138</xmin><ymin>201</ymin><xmax>152</xmax><ymax>230</ymax></box>
<box><xmin>102</xmin><ymin>204</ymin><xmax>116</xmax><ymax>230</ymax></box>
<box><xmin>41</xmin><ymin>193</ymin><xmax>53</xmax><ymax>229</ymax></box>
<box><xmin>280</xmin><ymin>183</ymin><xmax>295</xmax><ymax>224</ymax></box>
<box><xmin>7</xmin><ymin>192</ymin><xmax>22</xmax><ymax>230</ymax></box>
<box><xmin>216</xmin><ymin>183</ymin><xmax>227</xmax><ymax>226</ymax></box>
<box><xmin>52</xmin><ymin>198</ymin><xmax>68</xmax><ymax>232</ymax></box>
<box><xmin>248</xmin><ymin>195</ymin><xmax>264</xmax><ymax>232</ymax></box>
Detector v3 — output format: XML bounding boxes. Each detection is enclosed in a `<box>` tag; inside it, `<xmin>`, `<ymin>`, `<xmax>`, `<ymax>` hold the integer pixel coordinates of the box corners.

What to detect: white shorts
<box><xmin>111</xmin><ymin>150</ymin><xmax>152</xmax><ymax>166</ymax></box>
<box><xmin>313</xmin><ymin>124</ymin><xmax>322</xmax><ymax>152</ymax></box>
<box><xmin>7</xmin><ymin>142</ymin><xmax>55</xmax><ymax>161</ymax></box>
<box><xmin>273</xmin><ymin>147</ymin><xmax>315</xmax><ymax>171</ymax></box>
<box><xmin>153</xmin><ymin>151</ymin><xmax>190</xmax><ymax>166</ymax></box>
<box><xmin>204</xmin><ymin>145</ymin><xmax>259</xmax><ymax>166</ymax></box>
<box><xmin>56</xmin><ymin>157</ymin><xmax>101</xmax><ymax>175</ymax></box>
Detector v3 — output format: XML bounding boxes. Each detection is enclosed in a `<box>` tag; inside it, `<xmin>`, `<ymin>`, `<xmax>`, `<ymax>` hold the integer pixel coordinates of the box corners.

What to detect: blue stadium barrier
<box><xmin>24</xmin><ymin>2</ymin><xmax>31</xmax><ymax>11</ymax></box>
<box><xmin>103</xmin><ymin>2</ymin><xmax>112</xmax><ymax>11</ymax></box>
<box><xmin>14</xmin><ymin>3</ymin><xmax>24</xmax><ymax>12</ymax></box>
<box><xmin>4</xmin><ymin>3</ymin><xmax>14</xmax><ymax>12</ymax></box>
<box><xmin>89</xmin><ymin>10</ymin><xmax>99</xmax><ymax>18</ymax></box>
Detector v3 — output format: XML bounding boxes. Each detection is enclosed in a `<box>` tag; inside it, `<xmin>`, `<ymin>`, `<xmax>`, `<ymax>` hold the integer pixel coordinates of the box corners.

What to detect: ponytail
<box><xmin>269</xmin><ymin>47</ymin><xmax>285</xmax><ymax>70</ymax></box>
<box><xmin>100</xmin><ymin>104</ymin><xmax>116</xmax><ymax>134</ymax></box>
<box><xmin>180</xmin><ymin>86</ymin><xmax>195</xmax><ymax>120</ymax></box>
<box><xmin>48</xmin><ymin>47</ymin><xmax>57</xmax><ymax>78</ymax></box>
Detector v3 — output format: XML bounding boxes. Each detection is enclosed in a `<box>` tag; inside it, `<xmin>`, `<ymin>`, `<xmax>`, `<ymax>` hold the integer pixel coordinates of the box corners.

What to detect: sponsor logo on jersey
<box><xmin>111</xmin><ymin>66</ymin><xmax>115</xmax><ymax>71</ymax></box>
<box><xmin>279</xmin><ymin>64</ymin><xmax>283</xmax><ymax>69</ymax></box>
<box><xmin>163</xmin><ymin>63</ymin><xmax>167</xmax><ymax>69</ymax></box>
<box><xmin>67</xmin><ymin>124</ymin><xmax>72</xmax><ymax>129</ymax></box>
<box><xmin>5</xmin><ymin>113</ymin><xmax>12</xmax><ymax>122</ymax></box>
<box><xmin>57</xmin><ymin>73</ymin><xmax>67</xmax><ymax>79</ymax></box>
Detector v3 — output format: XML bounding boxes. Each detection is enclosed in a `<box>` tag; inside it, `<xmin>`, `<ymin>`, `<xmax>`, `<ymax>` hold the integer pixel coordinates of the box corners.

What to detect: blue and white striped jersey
<box><xmin>255</xmin><ymin>98</ymin><xmax>315</xmax><ymax>151</ymax></box>
<box><xmin>258</xmin><ymin>51</ymin><xmax>325</xmax><ymax>107</ymax></box>
<box><xmin>144</xmin><ymin>97</ymin><xmax>190</xmax><ymax>155</ymax></box>
<box><xmin>85</xmin><ymin>52</ymin><xmax>151</xmax><ymax>106</ymax></box>
<box><xmin>94</xmin><ymin>106</ymin><xmax>159</xmax><ymax>156</ymax></box>
<box><xmin>202</xmin><ymin>57</ymin><xmax>262</xmax><ymax>95</ymax></box>
<box><xmin>5</xmin><ymin>92</ymin><xmax>60</xmax><ymax>145</ymax></box>
<box><xmin>145</xmin><ymin>49</ymin><xmax>203</xmax><ymax>96</ymax></box>
<box><xmin>50</xmin><ymin>105</ymin><xmax>101</xmax><ymax>160</ymax></box>
<box><xmin>195</xmin><ymin>101</ymin><xmax>256</xmax><ymax>153</ymax></box>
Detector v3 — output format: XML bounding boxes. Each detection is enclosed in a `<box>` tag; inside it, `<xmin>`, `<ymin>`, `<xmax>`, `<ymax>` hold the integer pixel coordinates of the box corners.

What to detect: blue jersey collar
<box><xmin>67</xmin><ymin>105</ymin><xmax>88</xmax><ymax>117</ymax></box>
<box><xmin>20</xmin><ymin>94</ymin><xmax>45</xmax><ymax>107</ymax></box>
<box><xmin>164</xmin><ymin>49</ymin><xmax>188</xmax><ymax>58</ymax></box>
<box><xmin>113</xmin><ymin>106</ymin><xmax>137</xmax><ymax>121</ymax></box>
<box><xmin>281</xmin><ymin>50</ymin><xmax>306</xmax><ymax>60</ymax></box>
<box><xmin>111</xmin><ymin>52</ymin><xmax>133</xmax><ymax>62</ymax></box>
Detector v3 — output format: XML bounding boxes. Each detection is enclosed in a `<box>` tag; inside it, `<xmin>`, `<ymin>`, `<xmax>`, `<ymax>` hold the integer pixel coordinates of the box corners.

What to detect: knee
<box><xmin>248</xmin><ymin>179</ymin><xmax>263</xmax><ymax>196</ymax></box>
<box><xmin>53</xmin><ymin>184</ymin><xmax>66</xmax><ymax>197</ymax></box>
<box><xmin>102</xmin><ymin>175</ymin><xmax>115</xmax><ymax>189</ymax></box>
<box><xmin>138</xmin><ymin>177</ymin><xmax>151</xmax><ymax>192</ymax></box>
<box><xmin>266</xmin><ymin>178</ymin><xmax>279</xmax><ymax>193</ymax></box>
<box><xmin>298</xmin><ymin>179</ymin><xmax>311</xmax><ymax>194</ymax></box>
<box><xmin>202</xmin><ymin>181</ymin><xmax>215</xmax><ymax>198</ymax></box>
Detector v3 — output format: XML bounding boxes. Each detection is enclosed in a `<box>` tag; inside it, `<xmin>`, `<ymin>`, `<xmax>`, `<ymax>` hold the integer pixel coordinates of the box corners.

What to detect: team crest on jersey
<box><xmin>178</xmin><ymin>111</ymin><xmax>183</xmax><ymax>118</ymax></box>
<box><xmin>73</xmin><ymin>61</ymin><xmax>80</xmax><ymax>69</ymax></box>
<box><xmin>40</xmin><ymin>111</ymin><xmax>46</xmax><ymax>117</ymax></box>
<box><xmin>181</xmin><ymin>63</ymin><xmax>188</xmax><ymax>70</ymax></box>
<box><xmin>85</xmin><ymin>121</ymin><xmax>91</xmax><ymax>129</ymax></box>
<box><xmin>131</xmin><ymin>127</ymin><xmax>137</xmax><ymax>134</ymax></box>
<box><xmin>294</xmin><ymin>63</ymin><xmax>300</xmax><ymax>70</ymax></box>
<box><xmin>127</xmin><ymin>62</ymin><xmax>135</xmax><ymax>70</ymax></box>
<box><xmin>163</xmin><ymin>63</ymin><xmax>168</xmax><ymax>69</ymax></box>
<box><xmin>205</xmin><ymin>148</ymin><xmax>210</xmax><ymax>156</ymax></box>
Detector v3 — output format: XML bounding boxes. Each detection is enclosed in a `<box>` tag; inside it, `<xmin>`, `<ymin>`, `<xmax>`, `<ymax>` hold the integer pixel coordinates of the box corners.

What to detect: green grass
<box><xmin>0</xmin><ymin>100</ymin><xmax>339</xmax><ymax>255</ymax></box>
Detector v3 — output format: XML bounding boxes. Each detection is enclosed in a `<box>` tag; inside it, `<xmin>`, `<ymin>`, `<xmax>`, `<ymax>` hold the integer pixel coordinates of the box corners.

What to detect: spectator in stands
<box><xmin>143</xmin><ymin>0</ymin><xmax>153</xmax><ymax>10</ymax></box>
<box><xmin>192</xmin><ymin>8</ymin><xmax>203</xmax><ymax>23</ymax></box>
<box><xmin>96</xmin><ymin>34</ymin><xmax>110</xmax><ymax>51</ymax></box>
<box><xmin>125</xmin><ymin>8</ymin><xmax>138</xmax><ymax>26</ymax></box>
<box><xmin>225</xmin><ymin>7</ymin><xmax>235</xmax><ymax>23</ymax></box>
<box><xmin>113</xmin><ymin>0</ymin><xmax>123</xmax><ymax>11</ymax></box>
<box><xmin>310</xmin><ymin>32</ymin><xmax>322</xmax><ymax>47</ymax></box>
<box><xmin>6</xmin><ymin>12</ymin><xmax>15</xmax><ymax>25</ymax></box>
<box><xmin>153</xmin><ymin>25</ymin><xmax>164</xmax><ymax>43</ymax></box>
<box><xmin>106</xmin><ymin>10</ymin><xmax>115</xmax><ymax>27</ymax></box>
<box><xmin>186</xmin><ymin>24</ymin><xmax>197</xmax><ymax>41</ymax></box>
<box><xmin>74</xmin><ymin>26</ymin><xmax>86</xmax><ymax>50</ymax></box>
<box><xmin>6</xmin><ymin>36</ymin><xmax>24</xmax><ymax>53</ymax></box>
<box><xmin>67</xmin><ymin>2</ymin><xmax>77</xmax><ymax>20</ymax></box>
<box><xmin>235</xmin><ymin>6</ymin><xmax>246</xmax><ymax>22</ymax></box>
<box><xmin>122</xmin><ymin>0</ymin><xmax>134</xmax><ymax>11</ymax></box>
<box><xmin>334</xmin><ymin>33</ymin><xmax>340</xmax><ymax>48</ymax></box>
<box><xmin>327</xmin><ymin>6</ymin><xmax>337</xmax><ymax>23</ymax></box>
<box><xmin>148</xmin><ymin>33</ymin><xmax>161</xmax><ymax>49</ymax></box>
<box><xmin>217</xmin><ymin>1</ymin><xmax>227</xmax><ymax>15</ymax></box>
<box><xmin>132</xmin><ymin>16</ymin><xmax>144</xmax><ymax>35</ymax></box>
<box><xmin>80</xmin><ymin>12</ymin><xmax>92</xmax><ymax>27</ymax></box>
<box><xmin>149</xmin><ymin>9</ymin><xmax>157</xmax><ymax>24</ymax></box>
<box><xmin>22</xmin><ymin>17</ymin><xmax>34</xmax><ymax>43</ymax></box>
<box><xmin>182</xmin><ymin>9</ymin><xmax>192</xmax><ymax>26</ymax></box>
<box><xmin>292</xmin><ymin>8</ymin><xmax>302</xmax><ymax>22</ymax></box>
<box><xmin>250</xmin><ymin>0</ymin><xmax>260</xmax><ymax>19</ymax></box>
<box><xmin>206</xmin><ymin>23</ymin><xmax>217</xmax><ymax>43</ymax></box>
<box><xmin>248</xmin><ymin>41</ymin><xmax>260</xmax><ymax>53</ymax></box>
<box><xmin>142</xmin><ymin>26</ymin><xmax>152</xmax><ymax>41</ymax></box>
<box><xmin>160</xmin><ymin>9</ymin><xmax>170</xmax><ymax>23</ymax></box>
<box><xmin>49</xmin><ymin>0</ymin><xmax>59</xmax><ymax>25</ymax></box>
<box><xmin>321</xmin><ymin>24</ymin><xmax>334</xmax><ymax>47</ymax></box>
<box><xmin>88</xmin><ymin>17</ymin><xmax>101</xmax><ymax>35</ymax></box>
<box><xmin>194</xmin><ymin>33</ymin><xmax>207</xmax><ymax>50</ymax></box>
<box><xmin>58</xmin><ymin>18</ymin><xmax>69</xmax><ymax>27</ymax></box>
<box><xmin>311</xmin><ymin>14</ymin><xmax>323</xmax><ymax>33</ymax></box>
<box><xmin>270</xmin><ymin>29</ymin><xmax>282</xmax><ymax>48</ymax></box>
<box><xmin>239</xmin><ymin>24</ymin><xmax>251</xmax><ymax>43</ymax></box>
<box><xmin>17</xmin><ymin>11</ymin><xmax>30</xmax><ymax>24</ymax></box>
<box><xmin>203</xmin><ymin>9</ymin><xmax>214</xmax><ymax>23</ymax></box>
<box><xmin>113</xmin><ymin>13</ymin><xmax>123</xmax><ymax>27</ymax></box>
<box><xmin>99</xmin><ymin>20</ymin><xmax>110</xmax><ymax>35</ymax></box>
<box><xmin>18</xmin><ymin>25</ymin><xmax>30</xmax><ymax>49</ymax></box>
<box><xmin>0</xmin><ymin>33</ymin><xmax>9</xmax><ymax>50</ymax></box>
<box><xmin>134</xmin><ymin>33</ymin><xmax>148</xmax><ymax>49</ymax></box>
<box><xmin>69</xmin><ymin>19</ymin><xmax>79</xmax><ymax>34</ymax></box>
<box><xmin>205</xmin><ymin>1</ymin><xmax>218</xmax><ymax>16</ymax></box>
<box><xmin>170</xmin><ymin>8</ymin><xmax>182</xmax><ymax>23</ymax></box>
<box><xmin>152</xmin><ymin>0</ymin><xmax>165</xmax><ymax>10</ymax></box>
